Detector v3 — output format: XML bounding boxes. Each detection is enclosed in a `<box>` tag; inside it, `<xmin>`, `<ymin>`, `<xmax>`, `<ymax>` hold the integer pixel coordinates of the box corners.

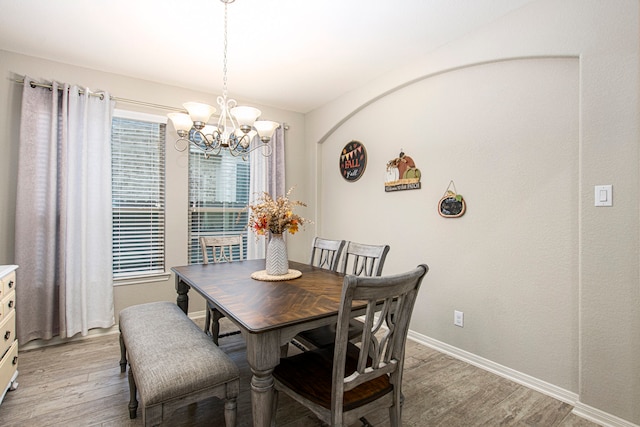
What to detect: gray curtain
<box><xmin>266</xmin><ymin>126</ymin><xmax>286</xmax><ymax>198</ymax></box>
<box><xmin>15</xmin><ymin>77</ymin><xmax>116</xmax><ymax>344</ymax></box>
<box><xmin>247</xmin><ymin>126</ymin><xmax>286</xmax><ymax>259</ymax></box>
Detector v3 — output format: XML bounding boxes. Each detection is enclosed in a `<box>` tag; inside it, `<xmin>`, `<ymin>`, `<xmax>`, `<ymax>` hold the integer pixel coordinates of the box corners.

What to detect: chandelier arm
<box><xmin>211</xmin><ymin>128</ymin><xmax>229</xmax><ymax>149</ymax></box>
<box><xmin>224</xmin><ymin>137</ymin><xmax>250</xmax><ymax>158</ymax></box>
<box><xmin>240</xmin><ymin>140</ymin><xmax>273</xmax><ymax>159</ymax></box>
<box><xmin>226</xmin><ymin>134</ymin><xmax>240</xmax><ymax>152</ymax></box>
<box><xmin>191</xmin><ymin>129</ymin><xmax>221</xmax><ymax>151</ymax></box>
<box><xmin>258</xmin><ymin>142</ymin><xmax>273</xmax><ymax>158</ymax></box>
<box><xmin>237</xmin><ymin>133</ymin><xmax>251</xmax><ymax>148</ymax></box>
<box><xmin>226</xmin><ymin>132</ymin><xmax>251</xmax><ymax>152</ymax></box>
<box><xmin>193</xmin><ymin>139</ymin><xmax>222</xmax><ymax>158</ymax></box>
<box><xmin>221</xmin><ymin>134</ymin><xmax>271</xmax><ymax>160</ymax></box>
<box><xmin>210</xmin><ymin>144</ymin><xmax>223</xmax><ymax>157</ymax></box>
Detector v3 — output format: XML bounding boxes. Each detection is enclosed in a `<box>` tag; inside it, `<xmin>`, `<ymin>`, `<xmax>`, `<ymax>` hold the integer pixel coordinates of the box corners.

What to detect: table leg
<box><xmin>244</xmin><ymin>331</ymin><xmax>280</xmax><ymax>427</ymax></box>
<box><xmin>175</xmin><ymin>277</ymin><xmax>190</xmax><ymax>314</ymax></box>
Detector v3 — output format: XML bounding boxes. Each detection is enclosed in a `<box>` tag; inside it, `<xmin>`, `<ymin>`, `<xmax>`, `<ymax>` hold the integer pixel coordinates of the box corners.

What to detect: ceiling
<box><xmin>0</xmin><ymin>0</ymin><xmax>534</xmax><ymax>113</ymax></box>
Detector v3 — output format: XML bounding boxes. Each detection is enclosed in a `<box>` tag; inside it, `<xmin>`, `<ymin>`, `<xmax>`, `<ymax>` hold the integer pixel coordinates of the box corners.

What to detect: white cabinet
<box><xmin>0</xmin><ymin>265</ymin><xmax>18</xmax><ymax>405</ymax></box>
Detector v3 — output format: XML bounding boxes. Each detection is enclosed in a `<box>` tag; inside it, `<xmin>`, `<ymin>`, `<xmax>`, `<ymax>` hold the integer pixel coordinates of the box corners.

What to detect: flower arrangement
<box><xmin>247</xmin><ymin>188</ymin><xmax>310</xmax><ymax>236</ymax></box>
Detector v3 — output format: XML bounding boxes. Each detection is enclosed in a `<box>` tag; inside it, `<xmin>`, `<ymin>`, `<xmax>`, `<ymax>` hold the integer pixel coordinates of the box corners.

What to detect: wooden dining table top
<box><xmin>171</xmin><ymin>259</ymin><xmax>348</xmax><ymax>333</ymax></box>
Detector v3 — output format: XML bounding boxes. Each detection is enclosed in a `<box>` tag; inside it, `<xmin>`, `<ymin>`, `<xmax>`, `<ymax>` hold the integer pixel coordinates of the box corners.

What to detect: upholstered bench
<box><xmin>119</xmin><ymin>301</ymin><xmax>240</xmax><ymax>427</ymax></box>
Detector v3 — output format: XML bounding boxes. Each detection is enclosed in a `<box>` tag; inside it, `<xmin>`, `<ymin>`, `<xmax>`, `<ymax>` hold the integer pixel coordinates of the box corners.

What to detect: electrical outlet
<box><xmin>454</xmin><ymin>310</ymin><xmax>464</xmax><ymax>327</ymax></box>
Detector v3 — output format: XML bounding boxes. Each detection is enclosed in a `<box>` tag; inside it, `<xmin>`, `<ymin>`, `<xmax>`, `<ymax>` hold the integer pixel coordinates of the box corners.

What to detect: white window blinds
<box><xmin>188</xmin><ymin>147</ymin><xmax>250</xmax><ymax>263</ymax></box>
<box><xmin>111</xmin><ymin>111</ymin><xmax>166</xmax><ymax>279</ymax></box>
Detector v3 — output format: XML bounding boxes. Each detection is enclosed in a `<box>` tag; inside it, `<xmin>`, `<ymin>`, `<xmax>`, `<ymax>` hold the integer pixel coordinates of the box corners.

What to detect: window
<box><xmin>188</xmin><ymin>147</ymin><xmax>250</xmax><ymax>263</ymax></box>
<box><xmin>111</xmin><ymin>110</ymin><xmax>166</xmax><ymax>279</ymax></box>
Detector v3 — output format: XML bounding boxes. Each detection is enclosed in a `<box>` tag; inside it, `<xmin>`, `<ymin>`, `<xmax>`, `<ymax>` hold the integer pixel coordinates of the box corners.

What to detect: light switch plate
<box><xmin>594</xmin><ymin>185</ymin><xmax>612</xmax><ymax>207</ymax></box>
<box><xmin>454</xmin><ymin>310</ymin><xmax>464</xmax><ymax>327</ymax></box>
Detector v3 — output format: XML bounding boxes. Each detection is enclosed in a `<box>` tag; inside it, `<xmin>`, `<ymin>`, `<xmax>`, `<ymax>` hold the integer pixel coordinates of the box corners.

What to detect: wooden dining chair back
<box><xmin>339</xmin><ymin>241</ymin><xmax>390</xmax><ymax>277</ymax></box>
<box><xmin>199</xmin><ymin>235</ymin><xmax>243</xmax><ymax>344</ymax></box>
<box><xmin>294</xmin><ymin>241</ymin><xmax>391</xmax><ymax>351</ymax></box>
<box><xmin>309</xmin><ymin>237</ymin><xmax>346</xmax><ymax>271</ymax></box>
<box><xmin>200</xmin><ymin>235</ymin><xmax>243</xmax><ymax>265</ymax></box>
<box><xmin>273</xmin><ymin>264</ymin><xmax>429</xmax><ymax>427</ymax></box>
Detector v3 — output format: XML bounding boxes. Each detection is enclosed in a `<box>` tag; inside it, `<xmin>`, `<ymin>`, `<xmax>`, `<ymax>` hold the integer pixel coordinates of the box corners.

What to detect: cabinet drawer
<box><xmin>0</xmin><ymin>272</ymin><xmax>16</xmax><ymax>300</ymax></box>
<box><xmin>0</xmin><ymin>339</ymin><xmax>18</xmax><ymax>395</ymax></box>
<box><xmin>0</xmin><ymin>291</ymin><xmax>15</xmax><ymax>323</ymax></box>
<box><xmin>0</xmin><ymin>310</ymin><xmax>15</xmax><ymax>360</ymax></box>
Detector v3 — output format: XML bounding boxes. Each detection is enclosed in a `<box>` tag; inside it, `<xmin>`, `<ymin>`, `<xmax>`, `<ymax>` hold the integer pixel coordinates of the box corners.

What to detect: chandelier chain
<box><xmin>222</xmin><ymin>1</ymin><xmax>229</xmax><ymax>99</ymax></box>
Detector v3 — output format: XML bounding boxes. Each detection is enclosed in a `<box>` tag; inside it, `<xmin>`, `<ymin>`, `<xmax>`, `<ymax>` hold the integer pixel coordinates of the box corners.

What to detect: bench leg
<box><xmin>144</xmin><ymin>405</ymin><xmax>163</xmax><ymax>427</ymax></box>
<box><xmin>119</xmin><ymin>331</ymin><xmax>127</xmax><ymax>373</ymax></box>
<box><xmin>128</xmin><ymin>367</ymin><xmax>138</xmax><ymax>419</ymax></box>
<box><xmin>224</xmin><ymin>397</ymin><xmax>238</xmax><ymax>427</ymax></box>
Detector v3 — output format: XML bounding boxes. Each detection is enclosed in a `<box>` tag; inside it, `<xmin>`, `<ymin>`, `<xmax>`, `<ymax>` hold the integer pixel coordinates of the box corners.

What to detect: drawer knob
<box><xmin>8</xmin><ymin>300</ymin><xmax>14</xmax><ymax>308</ymax></box>
<box><xmin>4</xmin><ymin>331</ymin><xmax>10</xmax><ymax>340</ymax></box>
<box><xmin>7</xmin><ymin>280</ymin><xmax>13</xmax><ymax>289</ymax></box>
<box><xmin>12</xmin><ymin>356</ymin><xmax>17</xmax><ymax>365</ymax></box>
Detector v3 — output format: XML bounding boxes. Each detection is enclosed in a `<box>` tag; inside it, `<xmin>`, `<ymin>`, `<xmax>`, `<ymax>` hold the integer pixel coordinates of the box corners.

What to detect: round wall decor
<box><xmin>339</xmin><ymin>140</ymin><xmax>367</xmax><ymax>182</ymax></box>
<box><xmin>438</xmin><ymin>180</ymin><xmax>466</xmax><ymax>218</ymax></box>
<box><xmin>439</xmin><ymin>195</ymin><xmax>466</xmax><ymax>217</ymax></box>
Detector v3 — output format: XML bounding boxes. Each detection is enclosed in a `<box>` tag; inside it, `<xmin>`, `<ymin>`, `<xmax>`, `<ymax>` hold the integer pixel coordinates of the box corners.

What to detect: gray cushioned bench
<box><xmin>119</xmin><ymin>301</ymin><xmax>240</xmax><ymax>427</ymax></box>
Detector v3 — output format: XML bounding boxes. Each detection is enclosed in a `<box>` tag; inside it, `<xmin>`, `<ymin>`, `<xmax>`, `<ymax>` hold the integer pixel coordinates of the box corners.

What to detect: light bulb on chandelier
<box><xmin>168</xmin><ymin>0</ymin><xmax>280</xmax><ymax>160</ymax></box>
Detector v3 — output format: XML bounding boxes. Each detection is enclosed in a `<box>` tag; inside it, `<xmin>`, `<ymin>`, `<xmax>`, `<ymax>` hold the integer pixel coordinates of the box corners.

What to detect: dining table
<box><xmin>171</xmin><ymin>258</ymin><xmax>352</xmax><ymax>427</ymax></box>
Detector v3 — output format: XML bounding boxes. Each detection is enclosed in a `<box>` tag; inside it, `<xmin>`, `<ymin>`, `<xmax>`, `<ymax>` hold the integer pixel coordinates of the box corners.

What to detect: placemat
<box><xmin>250</xmin><ymin>269</ymin><xmax>302</xmax><ymax>282</ymax></box>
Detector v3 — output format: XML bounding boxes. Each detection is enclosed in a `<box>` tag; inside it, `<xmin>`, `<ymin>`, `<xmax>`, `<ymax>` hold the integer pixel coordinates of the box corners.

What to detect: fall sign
<box><xmin>385</xmin><ymin>150</ymin><xmax>421</xmax><ymax>192</ymax></box>
<box><xmin>339</xmin><ymin>141</ymin><xmax>367</xmax><ymax>182</ymax></box>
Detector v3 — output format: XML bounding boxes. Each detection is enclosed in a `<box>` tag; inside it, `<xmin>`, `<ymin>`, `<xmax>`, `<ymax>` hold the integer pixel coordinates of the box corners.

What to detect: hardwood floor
<box><xmin>0</xmin><ymin>318</ymin><xmax>599</xmax><ymax>427</ymax></box>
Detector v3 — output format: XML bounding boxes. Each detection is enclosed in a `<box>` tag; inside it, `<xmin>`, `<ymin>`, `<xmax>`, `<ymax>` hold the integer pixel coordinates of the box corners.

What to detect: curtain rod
<box><xmin>11</xmin><ymin>77</ymin><xmax>290</xmax><ymax>130</ymax></box>
<box><xmin>12</xmin><ymin>77</ymin><xmax>185</xmax><ymax>112</ymax></box>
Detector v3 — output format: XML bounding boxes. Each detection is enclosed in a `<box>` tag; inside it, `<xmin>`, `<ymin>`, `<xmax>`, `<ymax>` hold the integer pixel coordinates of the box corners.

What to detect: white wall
<box><xmin>0</xmin><ymin>50</ymin><xmax>312</xmax><ymax>319</ymax></box>
<box><xmin>307</xmin><ymin>0</ymin><xmax>639</xmax><ymax>425</ymax></box>
<box><xmin>320</xmin><ymin>56</ymin><xmax>579</xmax><ymax>389</ymax></box>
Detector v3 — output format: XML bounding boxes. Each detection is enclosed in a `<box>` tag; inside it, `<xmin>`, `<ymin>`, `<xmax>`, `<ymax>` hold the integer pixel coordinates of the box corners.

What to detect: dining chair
<box><xmin>295</xmin><ymin>241</ymin><xmax>390</xmax><ymax>350</ymax></box>
<box><xmin>273</xmin><ymin>264</ymin><xmax>429</xmax><ymax>427</ymax></box>
<box><xmin>309</xmin><ymin>237</ymin><xmax>346</xmax><ymax>271</ymax></box>
<box><xmin>339</xmin><ymin>240</ymin><xmax>390</xmax><ymax>277</ymax></box>
<box><xmin>284</xmin><ymin>237</ymin><xmax>347</xmax><ymax>354</ymax></box>
<box><xmin>199</xmin><ymin>235</ymin><xmax>243</xmax><ymax>345</ymax></box>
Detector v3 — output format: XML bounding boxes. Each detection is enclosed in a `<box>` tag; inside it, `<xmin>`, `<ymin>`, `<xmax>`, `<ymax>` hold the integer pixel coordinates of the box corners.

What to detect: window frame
<box><xmin>188</xmin><ymin>145</ymin><xmax>251</xmax><ymax>264</ymax></box>
<box><xmin>111</xmin><ymin>109</ymin><xmax>169</xmax><ymax>285</ymax></box>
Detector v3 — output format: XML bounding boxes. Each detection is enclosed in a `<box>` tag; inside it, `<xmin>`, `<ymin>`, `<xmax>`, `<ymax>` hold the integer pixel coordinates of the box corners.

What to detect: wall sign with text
<box><xmin>438</xmin><ymin>180</ymin><xmax>466</xmax><ymax>218</ymax></box>
<box><xmin>385</xmin><ymin>150</ymin><xmax>422</xmax><ymax>192</ymax></box>
<box><xmin>339</xmin><ymin>140</ymin><xmax>367</xmax><ymax>182</ymax></box>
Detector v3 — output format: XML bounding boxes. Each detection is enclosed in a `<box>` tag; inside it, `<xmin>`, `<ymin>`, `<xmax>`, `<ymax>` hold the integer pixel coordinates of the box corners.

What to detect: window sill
<box><xmin>113</xmin><ymin>272</ymin><xmax>172</xmax><ymax>287</ymax></box>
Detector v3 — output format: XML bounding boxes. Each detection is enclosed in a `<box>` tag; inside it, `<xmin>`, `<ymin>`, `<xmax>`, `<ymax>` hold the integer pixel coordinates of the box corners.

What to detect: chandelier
<box><xmin>168</xmin><ymin>0</ymin><xmax>279</xmax><ymax>160</ymax></box>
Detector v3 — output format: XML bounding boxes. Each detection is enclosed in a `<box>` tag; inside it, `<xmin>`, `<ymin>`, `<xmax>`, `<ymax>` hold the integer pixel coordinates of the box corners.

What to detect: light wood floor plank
<box><xmin>0</xmin><ymin>318</ymin><xmax>600</xmax><ymax>427</ymax></box>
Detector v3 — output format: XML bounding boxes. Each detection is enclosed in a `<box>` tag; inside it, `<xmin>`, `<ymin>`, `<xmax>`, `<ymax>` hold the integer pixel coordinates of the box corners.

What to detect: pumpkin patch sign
<box><xmin>339</xmin><ymin>140</ymin><xmax>367</xmax><ymax>182</ymax></box>
<box><xmin>385</xmin><ymin>150</ymin><xmax>421</xmax><ymax>192</ymax></box>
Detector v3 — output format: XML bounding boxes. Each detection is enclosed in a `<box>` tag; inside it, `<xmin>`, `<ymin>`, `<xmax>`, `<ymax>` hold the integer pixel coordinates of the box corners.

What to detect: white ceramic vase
<box><xmin>266</xmin><ymin>233</ymin><xmax>289</xmax><ymax>275</ymax></box>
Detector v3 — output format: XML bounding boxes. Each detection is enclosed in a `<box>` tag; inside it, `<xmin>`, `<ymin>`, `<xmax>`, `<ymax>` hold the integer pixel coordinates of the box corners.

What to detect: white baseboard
<box><xmin>19</xmin><ymin>310</ymin><xmax>207</xmax><ymax>352</ymax></box>
<box><xmin>572</xmin><ymin>402</ymin><xmax>640</xmax><ymax>427</ymax></box>
<box><xmin>407</xmin><ymin>331</ymin><xmax>639</xmax><ymax>427</ymax></box>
